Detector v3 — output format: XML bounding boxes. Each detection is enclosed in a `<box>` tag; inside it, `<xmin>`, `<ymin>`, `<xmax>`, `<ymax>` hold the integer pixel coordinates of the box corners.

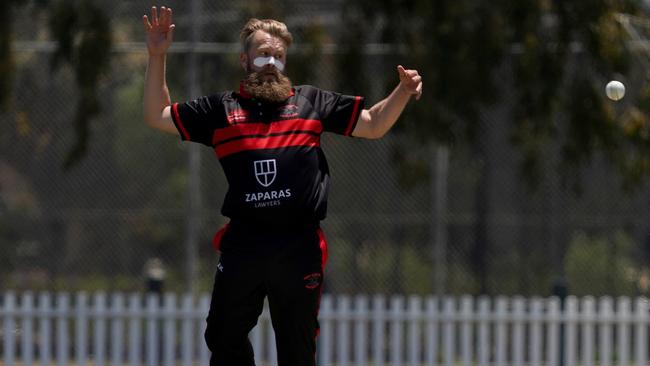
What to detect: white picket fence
<box><xmin>1</xmin><ymin>293</ymin><xmax>649</xmax><ymax>366</ymax></box>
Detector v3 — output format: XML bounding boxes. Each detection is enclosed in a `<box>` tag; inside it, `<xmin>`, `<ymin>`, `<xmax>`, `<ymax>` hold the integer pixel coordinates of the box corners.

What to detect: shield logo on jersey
<box><xmin>254</xmin><ymin>159</ymin><xmax>277</xmax><ymax>187</ymax></box>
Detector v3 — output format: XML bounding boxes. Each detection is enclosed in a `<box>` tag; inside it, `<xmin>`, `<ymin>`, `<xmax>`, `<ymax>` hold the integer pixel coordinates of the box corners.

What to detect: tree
<box><xmin>2</xmin><ymin>0</ymin><xmax>111</xmax><ymax>168</ymax></box>
<box><xmin>49</xmin><ymin>0</ymin><xmax>112</xmax><ymax>168</ymax></box>
<box><xmin>337</xmin><ymin>0</ymin><xmax>644</xmax><ymax>295</ymax></box>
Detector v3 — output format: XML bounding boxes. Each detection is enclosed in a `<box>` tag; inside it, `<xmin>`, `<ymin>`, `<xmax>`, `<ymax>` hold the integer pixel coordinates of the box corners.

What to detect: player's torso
<box><xmin>214</xmin><ymin>90</ymin><xmax>330</xmax><ymax>224</ymax></box>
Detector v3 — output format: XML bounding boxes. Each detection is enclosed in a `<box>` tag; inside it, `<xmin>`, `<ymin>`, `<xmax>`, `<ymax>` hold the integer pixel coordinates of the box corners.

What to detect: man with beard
<box><xmin>143</xmin><ymin>6</ymin><xmax>422</xmax><ymax>366</ymax></box>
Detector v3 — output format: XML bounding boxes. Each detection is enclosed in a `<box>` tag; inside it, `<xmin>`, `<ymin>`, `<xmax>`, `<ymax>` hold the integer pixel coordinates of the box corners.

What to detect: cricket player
<box><xmin>142</xmin><ymin>6</ymin><xmax>422</xmax><ymax>366</ymax></box>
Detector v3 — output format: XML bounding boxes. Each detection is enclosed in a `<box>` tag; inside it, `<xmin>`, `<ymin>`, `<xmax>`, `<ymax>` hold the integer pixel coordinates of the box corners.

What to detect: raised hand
<box><xmin>143</xmin><ymin>6</ymin><xmax>175</xmax><ymax>56</ymax></box>
<box><xmin>397</xmin><ymin>65</ymin><xmax>423</xmax><ymax>101</ymax></box>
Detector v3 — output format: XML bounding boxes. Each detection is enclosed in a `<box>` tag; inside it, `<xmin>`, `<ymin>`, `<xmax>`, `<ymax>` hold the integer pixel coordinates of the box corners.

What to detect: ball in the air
<box><xmin>605</xmin><ymin>80</ymin><xmax>625</xmax><ymax>101</ymax></box>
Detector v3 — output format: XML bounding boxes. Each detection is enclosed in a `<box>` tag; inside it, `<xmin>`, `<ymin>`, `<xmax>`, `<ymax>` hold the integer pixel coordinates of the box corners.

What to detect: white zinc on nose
<box><xmin>253</xmin><ymin>56</ymin><xmax>285</xmax><ymax>71</ymax></box>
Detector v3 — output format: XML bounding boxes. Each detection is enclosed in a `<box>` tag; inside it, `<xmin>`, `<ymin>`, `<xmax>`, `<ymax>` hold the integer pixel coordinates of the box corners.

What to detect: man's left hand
<box><xmin>397</xmin><ymin>65</ymin><xmax>423</xmax><ymax>101</ymax></box>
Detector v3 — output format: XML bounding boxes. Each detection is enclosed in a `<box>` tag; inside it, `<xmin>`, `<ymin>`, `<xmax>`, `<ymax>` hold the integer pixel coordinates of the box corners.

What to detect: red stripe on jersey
<box><xmin>171</xmin><ymin>103</ymin><xmax>191</xmax><ymax>140</ymax></box>
<box><xmin>215</xmin><ymin>132</ymin><xmax>320</xmax><ymax>158</ymax></box>
<box><xmin>213</xmin><ymin>119</ymin><xmax>323</xmax><ymax>145</ymax></box>
<box><xmin>344</xmin><ymin>96</ymin><xmax>362</xmax><ymax>136</ymax></box>
<box><xmin>344</xmin><ymin>97</ymin><xmax>361</xmax><ymax>136</ymax></box>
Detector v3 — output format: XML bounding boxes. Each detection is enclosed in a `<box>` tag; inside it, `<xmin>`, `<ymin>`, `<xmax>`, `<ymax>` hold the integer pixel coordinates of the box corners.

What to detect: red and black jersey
<box><xmin>170</xmin><ymin>84</ymin><xmax>365</xmax><ymax>226</ymax></box>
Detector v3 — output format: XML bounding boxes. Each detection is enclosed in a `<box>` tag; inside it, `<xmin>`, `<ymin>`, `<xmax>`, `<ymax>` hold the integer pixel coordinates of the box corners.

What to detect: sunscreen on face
<box><xmin>253</xmin><ymin>56</ymin><xmax>285</xmax><ymax>71</ymax></box>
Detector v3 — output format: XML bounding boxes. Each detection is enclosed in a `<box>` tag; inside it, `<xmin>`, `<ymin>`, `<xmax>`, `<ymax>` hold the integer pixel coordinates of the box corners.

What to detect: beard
<box><xmin>242</xmin><ymin>67</ymin><xmax>293</xmax><ymax>103</ymax></box>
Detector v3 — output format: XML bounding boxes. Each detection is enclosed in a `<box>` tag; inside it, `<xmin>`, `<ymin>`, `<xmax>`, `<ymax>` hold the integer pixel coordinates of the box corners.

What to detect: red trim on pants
<box><xmin>212</xmin><ymin>223</ymin><xmax>230</xmax><ymax>251</ymax></box>
<box><xmin>314</xmin><ymin>228</ymin><xmax>328</xmax><ymax>343</ymax></box>
<box><xmin>316</xmin><ymin>228</ymin><xmax>328</xmax><ymax>268</ymax></box>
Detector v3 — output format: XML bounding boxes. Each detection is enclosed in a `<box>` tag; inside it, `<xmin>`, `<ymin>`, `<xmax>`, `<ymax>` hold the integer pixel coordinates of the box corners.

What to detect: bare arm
<box><xmin>143</xmin><ymin>6</ymin><xmax>177</xmax><ymax>134</ymax></box>
<box><xmin>352</xmin><ymin>65</ymin><xmax>423</xmax><ymax>139</ymax></box>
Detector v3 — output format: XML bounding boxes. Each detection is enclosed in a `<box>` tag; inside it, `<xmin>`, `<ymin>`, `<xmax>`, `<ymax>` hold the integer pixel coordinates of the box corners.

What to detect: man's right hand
<box><xmin>142</xmin><ymin>6</ymin><xmax>177</xmax><ymax>134</ymax></box>
<box><xmin>143</xmin><ymin>6</ymin><xmax>175</xmax><ymax>56</ymax></box>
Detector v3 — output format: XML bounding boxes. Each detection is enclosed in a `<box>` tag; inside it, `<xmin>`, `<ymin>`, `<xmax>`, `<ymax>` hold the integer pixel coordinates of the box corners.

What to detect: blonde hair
<box><xmin>240</xmin><ymin>18</ymin><xmax>293</xmax><ymax>52</ymax></box>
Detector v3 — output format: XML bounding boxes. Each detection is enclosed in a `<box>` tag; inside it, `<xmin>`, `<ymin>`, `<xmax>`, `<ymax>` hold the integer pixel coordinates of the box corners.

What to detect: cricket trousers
<box><xmin>204</xmin><ymin>221</ymin><xmax>328</xmax><ymax>366</ymax></box>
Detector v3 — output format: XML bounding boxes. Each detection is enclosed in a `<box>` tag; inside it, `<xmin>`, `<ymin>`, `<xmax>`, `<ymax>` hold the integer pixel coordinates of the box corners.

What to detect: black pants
<box><xmin>204</xmin><ymin>222</ymin><xmax>328</xmax><ymax>366</ymax></box>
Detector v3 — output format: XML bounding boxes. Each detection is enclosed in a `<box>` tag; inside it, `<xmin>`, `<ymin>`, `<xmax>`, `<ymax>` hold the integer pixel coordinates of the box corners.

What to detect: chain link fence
<box><xmin>2</xmin><ymin>0</ymin><xmax>650</xmax><ymax>297</ymax></box>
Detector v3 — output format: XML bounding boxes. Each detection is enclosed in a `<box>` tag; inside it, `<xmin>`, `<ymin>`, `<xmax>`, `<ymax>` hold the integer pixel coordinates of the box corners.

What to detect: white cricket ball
<box><xmin>605</xmin><ymin>80</ymin><xmax>625</xmax><ymax>101</ymax></box>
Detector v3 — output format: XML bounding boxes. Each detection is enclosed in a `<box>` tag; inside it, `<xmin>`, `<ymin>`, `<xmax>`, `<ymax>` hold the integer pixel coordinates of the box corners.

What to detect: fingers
<box><xmin>142</xmin><ymin>15</ymin><xmax>152</xmax><ymax>30</ymax></box>
<box><xmin>167</xmin><ymin>24</ymin><xmax>176</xmax><ymax>42</ymax></box>
<box><xmin>159</xmin><ymin>6</ymin><xmax>172</xmax><ymax>26</ymax></box>
<box><xmin>398</xmin><ymin>65</ymin><xmax>420</xmax><ymax>80</ymax></box>
<box><xmin>397</xmin><ymin>65</ymin><xmax>423</xmax><ymax>100</ymax></box>
<box><xmin>397</xmin><ymin>65</ymin><xmax>407</xmax><ymax>78</ymax></box>
<box><xmin>151</xmin><ymin>6</ymin><xmax>158</xmax><ymax>26</ymax></box>
<box><xmin>145</xmin><ymin>6</ymin><xmax>173</xmax><ymax>31</ymax></box>
<box><xmin>404</xmin><ymin>69</ymin><xmax>419</xmax><ymax>78</ymax></box>
<box><xmin>159</xmin><ymin>7</ymin><xmax>168</xmax><ymax>25</ymax></box>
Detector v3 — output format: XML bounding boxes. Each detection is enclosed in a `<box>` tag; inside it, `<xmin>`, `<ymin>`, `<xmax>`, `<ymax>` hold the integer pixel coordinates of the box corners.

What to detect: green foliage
<box><xmin>0</xmin><ymin>209</ymin><xmax>43</xmax><ymax>284</ymax></box>
<box><xmin>390</xmin><ymin>143</ymin><xmax>430</xmax><ymax>191</ymax></box>
<box><xmin>0</xmin><ymin>3</ymin><xmax>11</xmax><ymax>110</ymax></box>
<box><xmin>237</xmin><ymin>0</ymin><xmax>286</xmax><ymax>20</ymax></box>
<box><xmin>326</xmin><ymin>236</ymin><xmax>434</xmax><ymax>295</ymax></box>
<box><xmin>287</xmin><ymin>21</ymin><xmax>327</xmax><ymax>85</ymax></box>
<box><xmin>564</xmin><ymin>230</ymin><xmax>638</xmax><ymax>296</ymax></box>
<box><xmin>0</xmin><ymin>213</ymin><xmax>20</xmax><ymax>273</ymax></box>
<box><xmin>49</xmin><ymin>0</ymin><xmax>112</xmax><ymax>169</ymax></box>
<box><xmin>339</xmin><ymin>0</ymin><xmax>647</xmax><ymax>192</ymax></box>
<box><xmin>400</xmin><ymin>245</ymin><xmax>433</xmax><ymax>294</ymax></box>
<box><xmin>0</xmin><ymin>0</ymin><xmax>28</xmax><ymax>110</ymax></box>
<box><xmin>325</xmin><ymin>236</ymin><xmax>358</xmax><ymax>293</ymax></box>
<box><xmin>343</xmin><ymin>0</ymin><xmax>509</xmax><ymax>143</ymax></box>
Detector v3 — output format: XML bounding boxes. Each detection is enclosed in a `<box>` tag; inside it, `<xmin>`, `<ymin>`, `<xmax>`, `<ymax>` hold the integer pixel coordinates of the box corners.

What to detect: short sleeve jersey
<box><xmin>170</xmin><ymin>84</ymin><xmax>365</xmax><ymax>226</ymax></box>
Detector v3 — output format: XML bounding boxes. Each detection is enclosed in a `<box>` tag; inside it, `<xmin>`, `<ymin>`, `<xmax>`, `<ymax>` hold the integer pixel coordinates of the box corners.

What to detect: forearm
<box><xmin>143</xmin><ymin>54</ymin><xmax>171</xmax><ymax>126</ymax></box>
<box><xmin>365</xmin><ymin>84</ymin><xmax>411</xmax><ymax>138</ymax></box>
